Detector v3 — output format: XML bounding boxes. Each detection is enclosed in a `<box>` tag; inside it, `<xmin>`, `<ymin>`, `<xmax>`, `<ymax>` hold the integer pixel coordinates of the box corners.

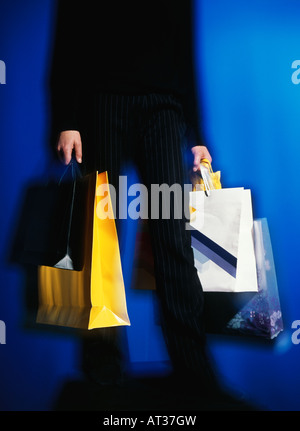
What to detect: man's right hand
<box><xmin>56</xmin><ymin>130</ymin><xmax>83</xmax><ymax>165</ymax></box>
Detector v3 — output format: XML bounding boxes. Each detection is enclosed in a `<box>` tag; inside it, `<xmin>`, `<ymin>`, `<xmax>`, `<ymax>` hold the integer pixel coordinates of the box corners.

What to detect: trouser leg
<box><xmin>136</xmin><ymin>94</ymin><xmax>213</xmax><ymax>383</ymax></box>
<box><xmin>81</xmin><ymin>93</ymin><xmax>215</xmax><ymax>388</ymax></box>
<box><xmin>81</xmin><ymin>94</ymin><xmax>132</xmax><ymax>384</ymax></box>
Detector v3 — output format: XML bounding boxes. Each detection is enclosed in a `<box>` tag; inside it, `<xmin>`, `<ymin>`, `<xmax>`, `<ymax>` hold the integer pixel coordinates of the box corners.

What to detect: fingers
<box><xmin>191</xmin><ymin>145</ymin><xmax>212</xmax><ymax>171</ymax></box>
<box><xmin>56</xmin><ymin>131</ymin><xmax>82</xmax><ymax>165</ymax></box>
<box><xmin>200</xmin><ymin>146</ymin><xmax>212</xmax><ymax>164</ymax></box>
<box><xmin>73</xmin><ymin>140</ymin><xmax>82</xmax><ymax>164</ymax></box>
<box><xmin>193</xmin><ymin>154</ymin><xmax>201</xmax><ymax>172</ymax></box>
<box><xmin>57</xmin><ymin>144</ymin><xmax>73</xmax><ymax>165</ymax></box>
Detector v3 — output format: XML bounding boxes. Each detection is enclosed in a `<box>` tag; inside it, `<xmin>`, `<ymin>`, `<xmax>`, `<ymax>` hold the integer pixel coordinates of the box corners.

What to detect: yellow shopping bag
<box><xmin>36</xmin><ymin>171</ymin><xmax>130</xmax><ymax>330</ymax></box>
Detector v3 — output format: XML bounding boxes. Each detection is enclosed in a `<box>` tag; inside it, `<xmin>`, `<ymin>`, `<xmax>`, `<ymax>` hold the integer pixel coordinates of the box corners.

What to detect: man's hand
<box><xmin>191</xmin><ymin>145</ymin><xmax>212</xmax><ymax>172</ymax></box>
<box><xmin>56</xmin><ymin>130</ymin><xmax>83</xmax><ymax>165</ymax></box>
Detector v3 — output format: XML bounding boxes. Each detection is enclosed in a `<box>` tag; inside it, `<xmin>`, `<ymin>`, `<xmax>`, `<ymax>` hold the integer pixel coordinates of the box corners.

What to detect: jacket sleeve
<box><xmin>178</xmin><ymin>0</ymin><xmax>206</xmax><ymax>149</ymax></box>
<box><xmin>50</xmin><ymin>1</ymin><xmax>83</xmax><ymax>137</ymax></box>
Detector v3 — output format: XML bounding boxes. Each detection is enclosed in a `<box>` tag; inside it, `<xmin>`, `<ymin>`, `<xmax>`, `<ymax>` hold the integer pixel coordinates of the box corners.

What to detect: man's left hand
<box><xmin>191</xmin><ymin>146</ymin><xmax>212</xmax><ymax>172</ymax></box>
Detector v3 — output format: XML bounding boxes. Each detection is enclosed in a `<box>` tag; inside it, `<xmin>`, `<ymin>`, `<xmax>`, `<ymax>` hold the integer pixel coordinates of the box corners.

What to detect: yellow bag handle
<box><xmin>200</xmin><ymin>158</ymin><xmax>213</xmax><ymax>171</ymax></box>
<box><xmin>191</xmin><ymin>158</ymin><xmax>222</xmax><ymax>192</ymax></box>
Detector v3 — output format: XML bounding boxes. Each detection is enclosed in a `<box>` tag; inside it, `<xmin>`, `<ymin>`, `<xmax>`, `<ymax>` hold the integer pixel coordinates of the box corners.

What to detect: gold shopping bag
<box><xmin>36</xmin><ymin>171</ymin><xmax>130</xmax><ymax>330</ymax></box>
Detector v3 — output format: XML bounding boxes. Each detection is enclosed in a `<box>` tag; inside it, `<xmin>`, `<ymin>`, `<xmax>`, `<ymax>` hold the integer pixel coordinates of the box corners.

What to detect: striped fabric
<box><xmin>92</xmin><ymin>93</ymin><xmax>210</xmax><ymax>381</ymax></box>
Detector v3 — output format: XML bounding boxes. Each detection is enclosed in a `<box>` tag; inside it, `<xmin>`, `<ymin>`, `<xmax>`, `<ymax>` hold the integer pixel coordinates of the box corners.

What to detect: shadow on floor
<box><xmin>53</xmin><ymin>374</ymin><xmax>259</xmax><ymax>412</ymax></box>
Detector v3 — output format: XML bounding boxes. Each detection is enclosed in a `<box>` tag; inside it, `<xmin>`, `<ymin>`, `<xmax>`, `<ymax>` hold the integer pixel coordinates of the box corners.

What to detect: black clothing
<box><xmin>84</xmin><ymin>92</ymin><xmax>212</xmax><ymax>385</ymax></box>
<box><xmin>50</xmin><ymin>0</ymin><xmax>216</xmax><ymax>390</ymax></box>
<box><xmin>50</xmin><ymin>0</ymin><xmax>205</xmax><ymax>151</ymax></box>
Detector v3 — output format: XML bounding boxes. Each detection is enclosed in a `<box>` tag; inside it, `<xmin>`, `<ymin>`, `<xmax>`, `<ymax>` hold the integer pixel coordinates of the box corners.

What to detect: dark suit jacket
<box><xmin>50</xmin><ymin>0</ymin><xmax>205</xmax><ymax>165</ymax></box>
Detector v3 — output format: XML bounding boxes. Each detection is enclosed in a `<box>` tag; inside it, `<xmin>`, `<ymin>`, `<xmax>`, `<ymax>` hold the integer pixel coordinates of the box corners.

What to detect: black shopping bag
<box><xmin>12</xmin><ymin>161</ymin><xmax>88</xmax><ymax>271</ymax></box>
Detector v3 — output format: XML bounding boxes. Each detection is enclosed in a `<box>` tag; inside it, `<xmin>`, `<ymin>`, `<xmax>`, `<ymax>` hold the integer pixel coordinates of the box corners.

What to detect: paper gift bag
<box><xmin>37</xmin><ymin>171</ymin><xmax>130</xmax><ymax>330</ymax></box>
<box><xmin>189</xmin><ymin>186</ymin><xmax>258</xmax><ymax>293</ymax></box>
<box><xmin>226</xmin><ymin>218</ymin><xmax>283</xmax><ymax>339</ymax></box>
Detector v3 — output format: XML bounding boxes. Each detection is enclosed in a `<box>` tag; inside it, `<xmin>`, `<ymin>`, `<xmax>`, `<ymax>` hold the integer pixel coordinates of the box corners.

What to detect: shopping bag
<box><xmin>36</xmin><ymin>171</ymin><xmax>130</xmax><ymax>330</ymax></box>
<box><xmin>226</xmin><ymin>218</ymin><xmax>283</xmax><ymax>339</ymax></box>
<box><xmin>12</xmin><ymin>161</ymin><xmax>86</xmax><ymax>271</ymax></box>
<box><xmin>190</xmin><ymin>186</ymin><xmax>258</xmax><ymax>293</ymax></box>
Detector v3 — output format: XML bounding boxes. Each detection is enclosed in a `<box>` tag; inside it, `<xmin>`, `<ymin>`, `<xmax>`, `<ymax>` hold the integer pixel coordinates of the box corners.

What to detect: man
<box><xmin>50</xmin><ymin>0</ymin><xmax>216</xmax><ymax>395</ymax></box>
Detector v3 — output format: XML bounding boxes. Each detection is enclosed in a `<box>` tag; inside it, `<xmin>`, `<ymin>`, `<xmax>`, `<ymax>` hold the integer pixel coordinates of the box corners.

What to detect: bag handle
<box><xmin>199</xmin><ymin>159</ymin><xmax>213</xmax><ymax>195</ymax></box>
<box><xmin>200</xmin><ymin>158</ymin><xmax>213</xmax><ymax>173</ymax></box>
<box><xmin>199</xmin><ymin>158</ymin><xmax>222</xmax><ymax>195</ymax></box>
<box><xmin>58</xmin><ymin>158</ymin><xmax>83</xmax><ymax>185</ymax></box>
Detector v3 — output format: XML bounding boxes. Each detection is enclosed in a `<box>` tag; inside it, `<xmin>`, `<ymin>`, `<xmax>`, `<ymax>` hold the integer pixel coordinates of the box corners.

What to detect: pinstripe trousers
<box><xmin>86</xmin><ymin>93</ymin><xmax>212</xmax><ymax>384</ymax></box>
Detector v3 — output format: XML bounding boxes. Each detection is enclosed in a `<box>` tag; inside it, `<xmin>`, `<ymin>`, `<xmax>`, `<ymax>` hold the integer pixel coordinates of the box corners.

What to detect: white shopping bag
<box><xmin>189</xmin><ymin>187</ymin><xmax>258</xmax><ymax>293</ymax></box>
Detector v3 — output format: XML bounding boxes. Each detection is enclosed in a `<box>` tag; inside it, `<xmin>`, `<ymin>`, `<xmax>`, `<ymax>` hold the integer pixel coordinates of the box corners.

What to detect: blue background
<box><xmin>1</xmin><ymin>0</ymin><xmax>300</xmax><ymax>411</ymax></box>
